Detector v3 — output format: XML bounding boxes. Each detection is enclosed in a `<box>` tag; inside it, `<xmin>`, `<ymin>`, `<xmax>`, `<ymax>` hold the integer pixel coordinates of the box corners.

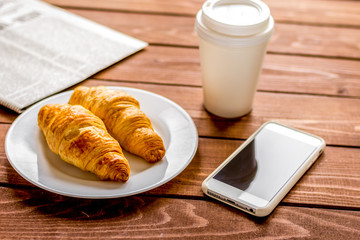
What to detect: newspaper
<box><xmin>0</xmin><ymin>0</ymin><xmax>148</xmax><ymax>113</ymax></box>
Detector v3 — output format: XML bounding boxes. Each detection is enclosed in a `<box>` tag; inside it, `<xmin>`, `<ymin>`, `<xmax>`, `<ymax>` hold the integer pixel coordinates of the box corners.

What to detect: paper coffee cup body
<box><xmin>195</xmin><ymin>0</ymin><xmax>274</xmax><ymax>118</ymax></box>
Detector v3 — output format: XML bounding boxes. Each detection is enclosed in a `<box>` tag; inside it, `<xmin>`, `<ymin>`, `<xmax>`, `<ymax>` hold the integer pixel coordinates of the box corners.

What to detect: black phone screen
<box><xmin>213</xmin><ymin>126</ymin><xmax>318</xmax><ymax>202</ymax></box>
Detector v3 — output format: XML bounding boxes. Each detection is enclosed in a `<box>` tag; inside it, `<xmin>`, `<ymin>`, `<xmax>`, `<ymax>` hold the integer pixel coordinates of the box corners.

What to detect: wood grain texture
<box><xmin>64</xmin><ymin>9</ymin><xmax>360</xmax><ymax>59</ymax></box>
<box><xmin>0</xmin><ymin>106</ymin><xmax>16</xmax><ymax>124</ymax></box>
<box><xmin>94</xmin><ymin>46</ymin><xmax>360</xmax><ymax>97</ymax></box>
<box><xmin>1</xmin><ymin>0</ymin><xmax>359</xmax><ymax>238</ymax></box>
<box><xmin>45</xmin><ymin>0</ymin><xmax>202</xmax><ymax>16</ymax></box>
<box><xmin>0</xmin><ymin>187</ymin><xmax>359</xmax><ymax>239</ymax></box>
<box><xmin>45</xmin><ymin>0</ymin><xmax>360</xmax><ymax>27</ymax></box>
<box><xmin>78</xmin><ymin>81</ymin><xmax>360</xmax><ymax>147</ymax></box>
<box><xmin>2</xmin><ymin>125</ymin><xmax>359</xmax><ymax>208</ymax></box>
<box><xmin>269</xmin><ymin>0</ymin><xmax>360</xmax><ymax>27</ymax></box>
<box><xmin>1</xmin><ymin>44</ymin><xmax>358</xmax><ymax>125</ymax></box>
<box><xmin>1</xmin><ymin>81</ymin><xmax>359</xmax><ymax>146</ymax></box>
<box><xmin>148</xmin><ymin>138</ymin><xmax>360</xmax><ymax>209</ymax></box>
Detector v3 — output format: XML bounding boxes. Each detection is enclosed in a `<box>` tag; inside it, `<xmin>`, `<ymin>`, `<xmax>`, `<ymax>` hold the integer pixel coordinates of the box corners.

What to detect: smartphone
<box><xmin>202</xmin><ymin>122</ymin><xmax>325</xmax><ymax>217</ymax></box>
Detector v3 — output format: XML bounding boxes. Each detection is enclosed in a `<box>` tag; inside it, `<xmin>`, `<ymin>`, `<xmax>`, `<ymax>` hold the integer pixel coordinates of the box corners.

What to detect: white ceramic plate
<box><xmin>5</xmin><ymin>86</ymin><xmax>198</xmax><ymax>199</ymax></box>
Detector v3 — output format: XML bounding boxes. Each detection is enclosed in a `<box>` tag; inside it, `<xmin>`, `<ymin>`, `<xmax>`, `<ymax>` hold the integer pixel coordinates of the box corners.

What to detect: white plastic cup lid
<box><xmin>201</xmin><ymin>0</ymin><xmax>271</xmax><ymax>36</ymax></box>
<box><xmin>195</xmin><ymin>0</ymin><xmax>274</xmax><ymax>47</ymax></box>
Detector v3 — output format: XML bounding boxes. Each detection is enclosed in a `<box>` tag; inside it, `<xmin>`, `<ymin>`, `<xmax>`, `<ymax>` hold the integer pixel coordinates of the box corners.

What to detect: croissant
<box><xmin>68</xmin><ymin>86</ymin><xmax>166</xmax><ymax>163</ymax></box>
<box><xmin>38</xmin><ymin>104</ymin><xmax>130</xmax><ymax>182</ymax></box>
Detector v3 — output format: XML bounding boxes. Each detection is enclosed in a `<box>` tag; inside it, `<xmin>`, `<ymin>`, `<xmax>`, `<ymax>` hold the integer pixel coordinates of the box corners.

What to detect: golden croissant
<box><xmin>69</xmin><ymin>86</ymin><xmax>166</xmax><ymax>163</ymax></box>
<box><xmin>38</xmin><ymin>104</ymin><xmax>130</xmax><ymax>182</ymax></box>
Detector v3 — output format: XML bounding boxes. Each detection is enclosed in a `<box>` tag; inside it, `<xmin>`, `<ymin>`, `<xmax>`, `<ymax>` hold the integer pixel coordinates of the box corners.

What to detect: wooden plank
<box><xmin>95</xmin><ymin>46</ymin><xmax>360</xmax><ymax>97</ymax></box>
<box><xmin>196</xmin><ymin>141</ymin><xmax>358</xmax><ymax>208</ymax></box>
<box><xmin>63</xmin><ymin>9</ymin><xmax>360</xmax><ymax>59</ymax></box>
<box><xmin>2</xmin><ymin>124</ymin><xmax>359</xmax><ymax>208</ymax></box>
<box><xmin>260</xmin><ymin>54</ymin><xmax>360</xmax><ymax>97</ymax></box>
<box><xmin>1</xmin><ymin>45</ymin><xmax>359</xmax><ymax>120</ymax></box>
<box><xmin>77</xmin><ymin>81</ymin><xmax>360</xmax><ymax>147</ymax></box>
<box><xmin>148</xmin><ymin>138</ymin><xmax>360</xmax><ymax>209</ymax></box>
<box><xmin>1</xmin><ymin>1</ymin><xmax>358</xmax><ymax>238</ymax></box>
<box><xmin>95</xmin><ymin>46</ymin><xmax>202</xmax><ymax>87</ymax></box>
<box><xmin>0</xmin><ymin>188</ymin><xmax>359</xmax><ymax>239</ymax></box>
<box><xmin>44</xmin><ymin>0</ymin><xmax>360</xmax><ymax>27</ymax></box>
<box><xmin>65</xmin><ymin>9</ymin><xmax>196</xmax><ymax>46</ymax></box>
<box><xmin>269</xmin><ymin>0</ymin><xmax>360</xmax><ymax>27</ymax></box>
<box><xmin>0</xmin><ymin>106</ymin><xmax>16</xmax><ymax>123</ymax></box>
<box><xmin>45</xmin><ymin>0</ymin><xmax>202</xmax><ymax>16</ymax></box>
<box><xmin>1</xmin><ymin>81</ymin><xmax>359</xmax><ymax>146</ymax></box>
<box><xmin>271</xmin><ymin>23</ymin><xmax>360</xmax><ymax>59</ymax></box>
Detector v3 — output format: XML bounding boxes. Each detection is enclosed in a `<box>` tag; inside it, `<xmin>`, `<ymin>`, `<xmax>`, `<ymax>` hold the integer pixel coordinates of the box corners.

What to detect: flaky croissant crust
<box><xmin>69</xmin><ymin>86</ymin><xmax>166</xmax><ymax>163</ymax></box>
<box><xmin>38</xmin><ymin>104</ymin><xmax>130</xmax><ymax>182</ymax></box>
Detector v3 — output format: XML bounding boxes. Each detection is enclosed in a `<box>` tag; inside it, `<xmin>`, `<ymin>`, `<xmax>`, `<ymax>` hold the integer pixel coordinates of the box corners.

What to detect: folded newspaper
<box><xmin>0</xmin><ymin>0</ymin><xmax>148</xmax><ymax>113</ymax></box>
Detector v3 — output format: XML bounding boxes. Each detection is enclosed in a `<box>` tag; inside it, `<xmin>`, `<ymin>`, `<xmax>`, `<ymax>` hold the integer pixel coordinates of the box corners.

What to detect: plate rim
<box><xmin>5</xmin><ymin>86</ymin><xmax>198</xmax><ymax>199</ymax></box>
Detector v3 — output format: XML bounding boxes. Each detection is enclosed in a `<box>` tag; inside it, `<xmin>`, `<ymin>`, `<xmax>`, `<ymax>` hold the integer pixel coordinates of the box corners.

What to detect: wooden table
<box><xmin>1</xmin><ymin>0</ymin><xmax>360</xmax><ymax>239</ymax></box>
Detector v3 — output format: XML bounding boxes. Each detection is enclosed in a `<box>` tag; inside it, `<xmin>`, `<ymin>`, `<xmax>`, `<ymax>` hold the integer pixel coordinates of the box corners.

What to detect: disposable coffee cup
<box><xmin>195</xmin><ymin>0</ymin><xmax>274</xmax><ymax>118</ymax></box>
